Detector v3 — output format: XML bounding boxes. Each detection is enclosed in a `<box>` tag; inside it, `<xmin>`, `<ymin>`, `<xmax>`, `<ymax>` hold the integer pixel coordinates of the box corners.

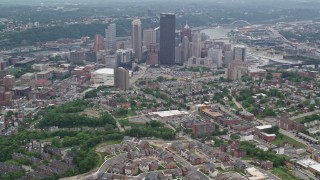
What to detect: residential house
<box><xmin>37</xmin><ymin>165</ymin><xmax>60</xmax><ymax>176</ymax></box>
<box><xmin>171</xmin><ymin>142</ymin><xmax>184</xmax><ymax>153</ymax></box>
<box><xmin>233</xmin><ymin>149</ymin><xmax>247</xmax><ymax>158</ymax></box>
<box><xmin>112</xmin><ymin>163</ymin><xmax>125</xmax><ymax>174</ymax></box>
<box><xmin>185</xmin><ymin>170</ymin><xmax>202</xmax><ymax>180</ymax></box>
<box><xmin>144</xmin><ymin>173</ymin><xmax>158</xmax><ymax>180</ymax></box>
<box><xmin>113</xmin><ymin>174</ymin><xmax>128</xmax><ymax>180</ymax></box>
<box><xmin>219</xmin><ymin>153</ymin><xmax>230</xmax><ymax>162</ymax></box>
<box><xmin>106</xmin><ymin>144</ymin><xmax>122</xmax><ymax>155</ymax></box>
<box><xmin>124</xmin><ymin>164</ymin><xmax>139</xmax><ymax>176</ymax></box>
<box><xmin>201</xmin><ymin>163</ymin><xmax>215</xmax><ymax>173</ymax></box>
<box><xmin>0</xmin><ymin>162</ymin><xmax>22</xmax><ymax>173</ymax></box>
<box><xmin>164</xmin><ymin>169</ymin><xmax>173</xmax><ymax>179</ymax></box>
<box><xmin>189</xmin><ymin>153</ymin><xmax>202</xmax><ymax>165</ymax></box>
<box><xmin>12</xmin><ymin>153</ymin><xmax>41</xmax><ymax>165</ymax></box>
<box><xmin>172</xmin><ymin>168</ymin><xmax>183</xmax><ymax>178</ymax></box>
<box><xmin>234</xmin><ymin>159</ymin><xmax>246</xmax><ymax>170</ymax></box>
<box><xmin>201</xmin><ymin>144</ymin><xmax>215</xmax><ymax>156</ymax></box>
<box><xmin>40</xmin><ymin>152</ymin><xmax>51</xmax><ymax>161</ymax></box>
<box><xmin>45</xmin><ymin>146</ymin><xmax>62</xmax><ymax>156</ymax></box>
<box><xmin>261</xmin><ymin>161</ymin><xmax>273</xmax><ymax>170</ymax></box>
<box><xmin>64</xmin><ymin>154</ymin><xmax>74</xmax><ymax>164</ymax></box>
<box><xmin>220</xmin><ymin>144</ymin><xmax>227</xmax><ymax>152</ymax></box>
<box><xmin>221</xmin><ymin>161</ymin><xmax>234</xmax><ymax>171</ymax></box>
<box><xmin>209</xmin><ymin>169</ymin><xmax>218</xmax><ymax>178</ymax></box>
<box><xmin>139</xmin><ymin>141</ymin><xmax>150</xmax><ymax>150</ymax></box>
<box><xmin>139</xmin><ymin>162</ymin><xmax>149</xmax><ymax>172</ymax></box>
<box><xmin>164</xmin><ymin>159</ymin><xmax>177</xmax><ymax>169</ymax></box>
<box><xmin>50</xmin><ymin>160</ymin><xmax>75</xmax><ymax>171</ymax></box>
<box><xmin>27</xmin><ymin>172</ymin><xmax>49</xmax><ymax>180</ymax></box>
<box><xmin>127</xmin><ymin>151</ymin><xmax>139</xmax><ymax>160</ymax></box>
<box><xmin>149</xmin><ymin>160</ymin><xmax>159</xmax><ymax>171</ymax></box>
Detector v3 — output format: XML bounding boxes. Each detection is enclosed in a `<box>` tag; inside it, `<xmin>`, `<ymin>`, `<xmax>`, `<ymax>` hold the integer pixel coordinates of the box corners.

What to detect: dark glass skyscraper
<box><xmin>160</xmin><ymin>13</ymin><xmax>175</xmax><ymax>65</ymax></box>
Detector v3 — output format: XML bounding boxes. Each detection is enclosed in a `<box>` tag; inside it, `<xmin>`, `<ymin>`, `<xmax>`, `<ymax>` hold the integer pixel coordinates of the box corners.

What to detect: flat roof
<box><xmin>94</xmin><ymin>68</ymin><xmax>114</xmax><ymax>74</ymax></box>
<box><xmin>310</xmin><ymin>164</ymin><xmax>320</xmax><ymax>173</ymax></box>
<box><xmin>148</xmin><ymin>110</ymin><xmax>189</xmax><ymax>118</ymax></box>
<box><xmin>297</xmin><ymin>158</ymin><xmax>319</xmax><ymax>168</ymax></box>
<box><xmin>246</xmin><ymin>167</ymin><xmax>266</xmax><ymax>180</ymax></box>
<box><xmin>260</xmin><ymin>132</ymin><xmax>276</xmax><ymax>137</ymax></box>
<box><xmin>256</xmin><ymin>125</ymin><xmax>272</xmax><ymax>130</ymax></box>
<box><xmin>202</xmin><ymin>108</ymin><xmax>224</xmax><ymax>117</ymax></box>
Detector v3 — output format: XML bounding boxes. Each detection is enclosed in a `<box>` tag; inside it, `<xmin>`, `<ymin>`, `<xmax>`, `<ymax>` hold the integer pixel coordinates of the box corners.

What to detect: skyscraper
<box><xmin>114</xmin><ymin>67</ymin><xmax>129</xmax><ymax>91</ymax></box>
<box><xmin>175</xmin><ymin>44</ymin><xmax>182</xmax><ymax>65</ymax></box>
<box><xmin>143</xmin><ymin>29</ymin><xmax>156</xmax><ymax>48</ymax></box>
<box><xmin>181</xmin><ymin>36</ymin><xmax>189</xmax><ymax>65</ymax></box>
<box><xmin>105</xmin><ymin>23</ymin><xmax>117</xmax><ymax>50</ymax></box>
<box><xmin>191</xmin><ymin>31</ymin><xmax>201</xmax><ymax>58</ymax></box>
<box><xmin>181</xmin><ymin>22</ymin><xmax>192</xmax><ymax>42</ymax></box>
<box><xmin>147</xmin><ymin>43</ymin><xmax>160</xmax><ymax>65</ymax></box>
<box><xmin>93</xmin><ymin>34</ymin><xmax>105</xmax><ymax>52</ymax></box>
<box><xmin>234</xmin><ymin>46</ymin><xmax>247</xmax><ymax>61</ymax></box>
<box><xmin>208</xmin><ymin>48</ymin><xmax>223</xmax><ymax>68</ymax></box>
<box><xmin>160</xmin><ymin>13</ymin><xmax>176</xmax><ymax>65</ymax></box>
<box><xmin>154</xmin><ymin>27</ymin><xmax>160</xmax><ymax>43</ymax></box>
<box><xmin>132</xmin><ymin>19</ymin><xmax>142</xmax><ymax>61</ymax></box>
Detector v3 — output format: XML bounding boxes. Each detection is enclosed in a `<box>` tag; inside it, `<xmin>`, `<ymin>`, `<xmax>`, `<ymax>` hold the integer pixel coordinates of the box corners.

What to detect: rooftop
<box><xmin>94</xmin><ymin>68</ymin><xmax>114</xmax><ymax>75</ymax></box>
<box><xmin>202</xmin><ymin>108</ymin><xmax>224</xmax><ymax>117</ymax></box>
<box><xmin>297</xmin><ymin>158</ymin><xmax>319</xmax><ymax>168</ymax></box>
<box><xmin>310</xmin><ymin>164</ymin><xmax>320</xmax><ymax>173</ymax></box>
<box><xmin>148</xmin><ymin>110</ymin><xmax>189</xmax><ymax>118</ymax></box>
<box><xmin>256</xmin><ymin>125</ymin><xmax>272</xmax><ymax>130</ymax></box>
<box><xmin>246</xmin><ymin>167</ymin><xmax>266</xmax><ymax>180</ymax></box>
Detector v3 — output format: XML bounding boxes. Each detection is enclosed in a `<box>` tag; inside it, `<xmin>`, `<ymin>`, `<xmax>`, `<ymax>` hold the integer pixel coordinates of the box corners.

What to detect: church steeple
<box><xmin>184</xmin><ymin>20</ymin><xmax>190</xmax><ymax>29</ymax></box>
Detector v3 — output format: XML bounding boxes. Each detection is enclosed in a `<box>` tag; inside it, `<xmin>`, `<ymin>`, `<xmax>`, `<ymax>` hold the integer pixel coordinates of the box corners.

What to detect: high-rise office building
<box><xmin>3</xmin><ymin>75</ymin><xmax>15</xmax><ymax>91</ymax></box>
<box><xmin>234</xmin><ymin>46</ymin><xmax>247</xmax><ymax>61</ymax></box>
<box><xmin>154</xmin><ymin>27</ymin><xmax>160</xmax><ymax>43</ymax></box>
<box><xmin>181</xmin><ymin>22</ymin><xmax>192</xmax><ymax>42</ymax></box>
<box><xmin>191</xmin><ymin>31</ymin><xmax>201</xmax><ymax>58</ymax></box>
<box><xmin>226</xmin><ymin>60</ymin><xmax>249</xmax><ymax>80</ymax></box>
<box><xmin>143</xmin><ymin>29</ymin><xmax>156</xmax><ymax>48</ymax></box>
<box><xmin>146</xmin><ymin>43</ymin><xmax>160</xmax><ymax>65</ymax></box>
<box><xmin>105</xmin><ymin>23</ymin><xmax>117</xmax><ymax>50</ymax></box>
<box><xmin>224</xmin><ymin>50</ymin><xmax>234</xmax><ymax>68</ymax></box>
<box><xmin>208</xmin><ymin>48</ymin><xmax>223</xmax><ymax>68</ymax></box>
<box><xmin>93</xmin><ymin>34</ymin><xmax>105</xmax><ymax>52</ymax></box>
<box><xmin>175</xmin><ymin>44</ymin><xmax>182</xmax><ymax>65</ymax></box>
<box><xmin>114</xmin><ymin>67</ymin><xmax>129</xmax><ymax>91</ymax></box>
<box><xmin>70</xmin><ymin>51</ymin><xmax>85</xmax><ymax>64</ymax></box>
<box><xmin>159</xmin><ymin>13</ymin><xmax>176</xmax><ymax>65</ymax></box>
<box><xmin>132</xmin><ymin>19</ymin><xmax>142</xmax><ymax>61</ymax></box>
<box><xmin>175</xmin><ymin>31</ymin><xmax>181</xmax><ymax>46</ymax></box>
<box><xmin>181</xmin><ymin>36</ymin><xmax>189</xmax><ymax>65</ymax></box>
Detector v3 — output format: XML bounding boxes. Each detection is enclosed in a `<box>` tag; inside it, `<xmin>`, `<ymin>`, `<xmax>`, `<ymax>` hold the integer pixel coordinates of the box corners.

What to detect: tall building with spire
<box><xmin>160</xmin><ymin>13</ymin><xmax>176</xmax><ymax>65</ymax></box>
<box><xmin>181</xmin><ymin>21</ymin><xmax>192</xmax><ymax>42</ymax></box>
<box><xmin>132</xmin><ymin>19</ymin><xmax>142</xmax><ymax>61</ymax></box>
<box><xmin>105</xmin><ymin>23</ymin><xmax>117</xmax><ymax>50</ymax></box>
<box><xmin>93</xmin><ymin>34</ymin><xmax>105</xmax><ymax>52</ymax></box>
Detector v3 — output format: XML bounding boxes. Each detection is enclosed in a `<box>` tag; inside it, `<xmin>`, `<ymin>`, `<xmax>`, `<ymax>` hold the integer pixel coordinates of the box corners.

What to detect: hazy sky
<box><xmin>0</xmin><ymin>0</ymin><xmax>319</xmax><ymax>7</ymax></box>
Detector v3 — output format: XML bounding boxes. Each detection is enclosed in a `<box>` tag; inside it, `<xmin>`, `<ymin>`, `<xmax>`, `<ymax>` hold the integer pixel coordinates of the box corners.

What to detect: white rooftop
<box><xmin>246</xmin><ymin>167</ymin><xmax>266</xmax><ymax>180</ymax></box>
<box><xmin>94</xmin><ymin>68</ymin><xmax>114</xmax><ymax>74</ymax></box>
<box><xmin>148</xmin><ymin>110</ymin><xmax>189</xmax><ymax>118</ymax></box>
<box><xmin>297</xmin><ymin>158</ymin><xmax>319</xmax><ymax>168</ymax></box>
<box><xmin>256</xmin><ymin>125</ymin><xmax>272</xmax><ymax>130</ymax></box>
<box><xmin>310</xmin><ymin>164</ymin><xmax>320</xmax><ymax>173</ymax></box>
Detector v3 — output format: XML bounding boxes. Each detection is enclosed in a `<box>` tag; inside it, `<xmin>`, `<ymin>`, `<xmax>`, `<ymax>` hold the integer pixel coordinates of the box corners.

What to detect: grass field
<box><xmin>272</xmin><ymin>167</ymin><xmax>297</xmax><ymax>180</ymax></box>
<box><xmin>271</xmin><ymin>133</ymin><xmax>305</xmax><ymax>148</ymax></box>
